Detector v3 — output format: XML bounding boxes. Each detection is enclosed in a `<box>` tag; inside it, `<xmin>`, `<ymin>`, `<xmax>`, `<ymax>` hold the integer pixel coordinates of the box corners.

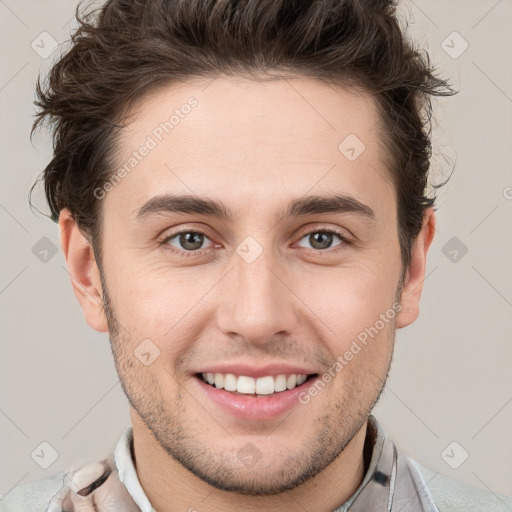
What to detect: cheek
<box><xmin>294</xmin><ymin>263</ymin><xmax>399</xmax><ymax>346</ymax></box>
<box><xmin>106</xmin><ymin>257</ymin><xmax>190</xmax><ymax>320</ymax></box>
<box><xmin>106</xmin><ymin>265</ymin><xmax>211</xmax><ymax>363</ymax></box>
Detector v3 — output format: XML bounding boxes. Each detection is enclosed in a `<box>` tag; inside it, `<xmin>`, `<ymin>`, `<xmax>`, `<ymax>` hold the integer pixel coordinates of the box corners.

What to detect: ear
<box><xmin>59</xmin><ymin>209</ymin><xmax>108</xmax><ymax>332</ymax></box>
<box><xmin>396</xmin><ymin>207</ymin><xmax>436</xmax><ymax>329</ymax></box>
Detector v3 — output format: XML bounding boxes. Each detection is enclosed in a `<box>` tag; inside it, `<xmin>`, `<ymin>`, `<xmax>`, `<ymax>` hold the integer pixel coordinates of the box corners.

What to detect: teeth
<box><xmin>286</xmin><ymin>374</ymin><xmax>297</xmax><ymax>389</ymax></box>
<box><xmin>255</xmin><ymin>376</ymin><xmax>274</xmax><ymax>395</ymax></box>
<box><xmin>274</xmin><ymin>374</ymin><xmax>287</xmax><ymax>392</ymax></box>
<box><xmin>200</xmin><ymin>372</ymin><xmax>311</xmax><ymax>395</ymax></box>
<box><xmin>237</xmin><ymin>375</ymin><xmax>255</xmax><ymax>394</ymax></box>
<box><xmin>224</xmin><ymin>373</ymin><xmax>237</xmax><ymax>392</ymax></box>
<box><xmin>214</xmin><ymin>373</ymin><xmax>224</xmax><ymax>389</ymax></box>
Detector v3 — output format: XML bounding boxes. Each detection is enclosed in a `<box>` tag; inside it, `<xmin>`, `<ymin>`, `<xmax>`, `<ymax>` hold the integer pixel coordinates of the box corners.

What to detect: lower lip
<box><xmin>193</xmin><ymin>375</ymin><xmax>319</xmax><ymax>421</ymax></box>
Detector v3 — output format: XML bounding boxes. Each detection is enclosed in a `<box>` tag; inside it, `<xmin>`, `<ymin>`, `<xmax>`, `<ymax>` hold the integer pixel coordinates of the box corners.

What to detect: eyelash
<box><xmin>160</xmin><ymin>227</ymin><xmax>352</xmax><ymax>258</ymax></box>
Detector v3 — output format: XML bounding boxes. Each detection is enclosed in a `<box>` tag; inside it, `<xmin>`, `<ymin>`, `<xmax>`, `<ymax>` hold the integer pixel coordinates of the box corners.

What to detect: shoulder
<box><xmin>416</xmin><ymin>462</ymin><xmax>512</xmax><ymax>512</ymax></box>
<box><xmin>0</xmin><ymin>472</ymin><xmax>66</xmax><ymax>512</ymax></box>
<box><xmin>1</xmin><ymin>457</ymin><xmax>136</xmax><ymax>512</ymax></box>
<box><xmin>2</xmin><ymin>428</ymin><xmax>134</xmax><ymax>512</ymax></box>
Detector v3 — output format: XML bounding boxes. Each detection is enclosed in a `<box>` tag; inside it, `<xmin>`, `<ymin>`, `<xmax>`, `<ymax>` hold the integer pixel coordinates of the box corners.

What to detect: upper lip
<box><xmin>194</xmin><ymin>363</ymin><xmax>319</xmax><ymax>379</ymax></box>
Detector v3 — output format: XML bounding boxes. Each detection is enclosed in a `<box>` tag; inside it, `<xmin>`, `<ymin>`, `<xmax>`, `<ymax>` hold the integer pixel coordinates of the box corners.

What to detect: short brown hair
<box><xmin>31</xmin><ymin>0</ymin><xmax>453</xmax><ymax>269</ymax></box>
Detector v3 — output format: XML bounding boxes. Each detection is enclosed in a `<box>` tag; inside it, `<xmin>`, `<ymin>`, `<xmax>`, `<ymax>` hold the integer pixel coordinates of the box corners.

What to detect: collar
<box><xmin>333</xmin><ymin>415</ymin><xmax>439</xmax><ymax>511</ymax></box>
<box><xmin>114</xmin><ymin>427</ymin><xmax>156</xmax><ymax>512</ymax></box>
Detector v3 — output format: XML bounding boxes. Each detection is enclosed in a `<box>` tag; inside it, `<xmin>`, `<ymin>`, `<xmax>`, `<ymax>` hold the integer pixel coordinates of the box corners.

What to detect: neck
<box><xmin>130</xmin><ymin>410</ymin><xmax>368</xmax><ymax>512</ymax></box>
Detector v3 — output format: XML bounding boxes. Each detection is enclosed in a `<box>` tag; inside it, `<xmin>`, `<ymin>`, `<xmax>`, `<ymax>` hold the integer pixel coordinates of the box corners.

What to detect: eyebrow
<box><xmin>133</xmin><ymin>193</ymin><xmax>376</xmax><ymax>223</ymax></box>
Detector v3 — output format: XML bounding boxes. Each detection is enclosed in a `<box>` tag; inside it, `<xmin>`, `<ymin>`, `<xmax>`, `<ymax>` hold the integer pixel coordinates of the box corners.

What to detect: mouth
<box><xmin>195</xmin><ymin>372</ymin><xmax>319</xmax><ymax>397</ymax></box>
<box><xmin>191</xmin><ymin>364</ymin><xmax>322</xmax><ymax>420</ymax></box>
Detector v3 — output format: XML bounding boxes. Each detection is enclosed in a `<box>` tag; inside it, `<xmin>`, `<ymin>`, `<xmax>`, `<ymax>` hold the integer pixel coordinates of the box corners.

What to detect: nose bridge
<box><xmin>215</xmin><ymin>240</ymin><xmax>297</xmax><ymax>344</ymax></box>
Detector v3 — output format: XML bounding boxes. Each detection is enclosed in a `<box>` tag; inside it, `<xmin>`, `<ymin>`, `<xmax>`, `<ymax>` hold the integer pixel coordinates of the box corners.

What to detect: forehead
<box><xmin>106</xmin><ymin>75</ymin><xmax>394</xmax><ymax>222</ymax></box>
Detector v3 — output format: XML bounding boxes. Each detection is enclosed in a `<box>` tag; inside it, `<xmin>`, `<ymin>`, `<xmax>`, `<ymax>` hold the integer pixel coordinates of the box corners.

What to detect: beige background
<box><xmin>1</xmin><ymin>0</ymin><xmax>511</xmax><ymax>501</ymax></box>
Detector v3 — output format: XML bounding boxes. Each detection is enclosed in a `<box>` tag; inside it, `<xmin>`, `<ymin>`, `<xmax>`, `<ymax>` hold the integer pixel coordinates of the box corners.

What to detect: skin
<box><xmin>59</xmin><ymin>75</ymin><xmax>436</xmax><ymax>512</ymax></box>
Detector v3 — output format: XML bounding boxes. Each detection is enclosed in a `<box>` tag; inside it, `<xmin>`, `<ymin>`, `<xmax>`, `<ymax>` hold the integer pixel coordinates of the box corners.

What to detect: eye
<box><xmin>296</xmin><ymin>229</ymin><xmax>349</xmax><ymax>251</ymax></box>
<box><xmin>163</xmin><ymin>230</ymin><xmax>215</xmax><ymax>253</ymax></box>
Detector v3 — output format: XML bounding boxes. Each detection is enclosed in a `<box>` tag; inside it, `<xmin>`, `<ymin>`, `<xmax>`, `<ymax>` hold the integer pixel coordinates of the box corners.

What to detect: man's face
<box><xmin>89</xmin><ymin>76</ymin><xmax>407</xmax><ymax>494</ymax></box>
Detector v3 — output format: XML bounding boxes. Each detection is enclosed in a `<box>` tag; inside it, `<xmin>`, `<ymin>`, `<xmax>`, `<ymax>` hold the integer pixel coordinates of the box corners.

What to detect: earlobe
<box><xmin>59</xmin><ymin>209</ymin><xmax>109</xmax><ymax>333</ymax></box>
<box><xmin>396</xmin><ymin>208</ymin><xmax>436</xmax><ymax>329</ymax></box>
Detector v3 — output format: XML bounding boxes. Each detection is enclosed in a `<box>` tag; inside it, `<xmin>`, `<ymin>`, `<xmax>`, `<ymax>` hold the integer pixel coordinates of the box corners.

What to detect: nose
<box><xmin>214</xmin><ymin>245</ymin><xmax>299</xmax><ymax>346</ymax></box>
